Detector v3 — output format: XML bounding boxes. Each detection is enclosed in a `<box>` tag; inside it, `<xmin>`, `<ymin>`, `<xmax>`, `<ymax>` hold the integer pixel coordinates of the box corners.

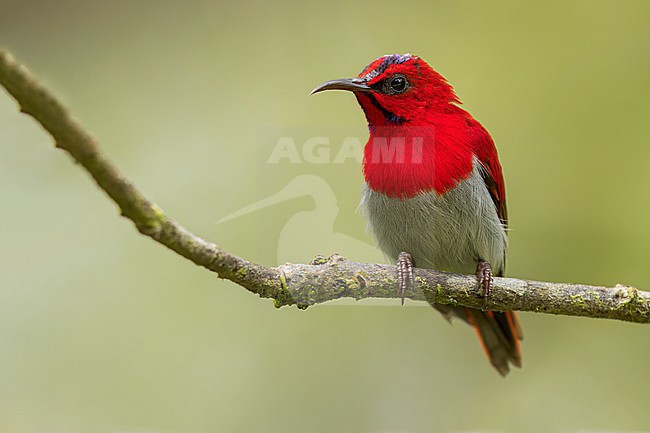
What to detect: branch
<box><xmin>1</xmin><ymin>49</ymin><xmax>648</xmax><ymax>324</ymax></box>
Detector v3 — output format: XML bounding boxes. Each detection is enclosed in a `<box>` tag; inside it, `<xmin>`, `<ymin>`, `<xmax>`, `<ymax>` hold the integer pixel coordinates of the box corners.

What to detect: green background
<box><xmin>2</xmin><ymin>1</ymin><xmax>650</xmax><ymax>432</ymax></box>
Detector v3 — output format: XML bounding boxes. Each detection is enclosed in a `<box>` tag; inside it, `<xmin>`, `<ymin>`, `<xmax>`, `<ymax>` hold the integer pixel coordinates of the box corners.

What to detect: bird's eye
<box><xmin>385</xmin><ymin>74</ymin><xmax>409</xmax><ymax>94</ymax></box>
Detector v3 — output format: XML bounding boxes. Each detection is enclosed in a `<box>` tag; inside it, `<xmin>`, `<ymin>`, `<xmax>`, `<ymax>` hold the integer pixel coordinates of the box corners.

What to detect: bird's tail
<box><xmin>466</xmin><ymin>309</ymin><xmax>523</xmax><ymax>376</ymax></box>
<box><xmin>432</xmin><ymin>304</ymin><xmax>523</xmax><ymax>376</ymax></box>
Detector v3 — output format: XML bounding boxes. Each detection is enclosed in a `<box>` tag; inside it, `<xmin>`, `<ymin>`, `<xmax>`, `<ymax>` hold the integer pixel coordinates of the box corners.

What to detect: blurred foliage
<box><xmin>1</xmin><ymin>1</ymin><xmax>649</xmax><ymax>432</ymax></box>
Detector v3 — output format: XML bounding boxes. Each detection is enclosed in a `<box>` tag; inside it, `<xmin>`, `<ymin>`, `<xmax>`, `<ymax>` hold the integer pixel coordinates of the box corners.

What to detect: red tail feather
<box><xmin>467</xmin><ymin>309</ymin><xmax>523</xmax><ymax>376</ymax></box>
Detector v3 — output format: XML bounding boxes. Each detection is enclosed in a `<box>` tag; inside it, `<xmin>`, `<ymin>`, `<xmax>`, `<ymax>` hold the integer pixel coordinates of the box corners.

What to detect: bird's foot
<box><xmin>397</xmin><ymin>252</ymin><xmax>414</xmax><ymax>305</ymax></box>
<box><xmin>476</xmin><ymin>260</ymin><xmax>493</xmax><ymax>305</ymax></box>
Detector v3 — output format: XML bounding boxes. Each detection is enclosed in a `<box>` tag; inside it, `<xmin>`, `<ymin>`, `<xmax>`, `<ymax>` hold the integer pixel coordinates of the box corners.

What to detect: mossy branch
<box><xmin>1</xmin><ymin>49</ymin><xmax>648</xmax><ymax>324</ymax></box>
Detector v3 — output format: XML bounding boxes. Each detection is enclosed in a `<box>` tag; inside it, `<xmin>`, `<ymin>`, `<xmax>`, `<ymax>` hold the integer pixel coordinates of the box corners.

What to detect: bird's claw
<box><xmin>476</xmin><ymin>260</ymin><xmax>493</xmax><ymax>305</ymax></box>
<box><xmin>397</xmin><ymin>252</ymin><xmax>414</xmax><ymax>305</ymax></box>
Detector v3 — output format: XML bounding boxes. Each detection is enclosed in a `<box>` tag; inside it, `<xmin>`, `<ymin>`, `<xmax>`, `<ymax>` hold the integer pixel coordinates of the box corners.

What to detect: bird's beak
<box><xmin>309</xmin><ymin>77</ymin><xmax>372</xmax><ymax>96</ymax></box>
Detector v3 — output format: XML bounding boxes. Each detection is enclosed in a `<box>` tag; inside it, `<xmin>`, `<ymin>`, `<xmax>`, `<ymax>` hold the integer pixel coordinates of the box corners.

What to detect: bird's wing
<box><xmin>465</xmin><ymin>117</ymin><xmax>508</xmax><ymax>230</ymax></box>
<box><xmin>479</xmin><ymin>156</ymin><xmax>508</xmax><ymax>229</ymax></box>
<box><xmin>470</xmin><ymin>123</ymin><xmax>508</xmax><ymax>274</ymax></box>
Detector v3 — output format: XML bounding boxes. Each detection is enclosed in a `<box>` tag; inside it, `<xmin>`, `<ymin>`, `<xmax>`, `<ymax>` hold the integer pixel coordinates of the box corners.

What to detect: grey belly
<box><xmin>360</xmin><ymin>168</ymin><xmax>507</xmax><ymax>275</ymax></box>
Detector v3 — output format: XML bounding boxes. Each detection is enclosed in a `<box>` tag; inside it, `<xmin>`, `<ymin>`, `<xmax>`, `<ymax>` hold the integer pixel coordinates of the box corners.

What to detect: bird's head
<box><xmin>310</xmin><ymin>54</ymin><xmax>459</xmax><ymax>127</ymax></box>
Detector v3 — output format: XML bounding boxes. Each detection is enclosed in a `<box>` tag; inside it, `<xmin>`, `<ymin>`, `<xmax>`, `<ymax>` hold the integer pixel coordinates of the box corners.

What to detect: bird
<box><xmin>310</xmin><ymin>53</ymin><xmax>522</xmax><ymax>376</ymax></box>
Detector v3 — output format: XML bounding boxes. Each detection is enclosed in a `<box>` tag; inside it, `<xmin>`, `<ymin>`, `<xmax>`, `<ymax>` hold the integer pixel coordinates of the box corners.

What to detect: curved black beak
<box><xmin>309</xmin><ymin>77</ymin><xmax>372</xmax><ymax>96</ymax></box>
